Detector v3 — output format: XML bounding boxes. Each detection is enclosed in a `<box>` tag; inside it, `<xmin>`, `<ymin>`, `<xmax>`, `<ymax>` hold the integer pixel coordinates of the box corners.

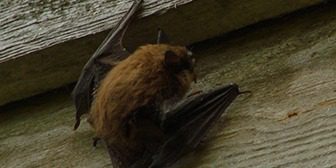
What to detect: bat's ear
<box><xmin>157</xmin><ymin>28</ymin><xmax>170</xmax><ymax>44</ymax></box>
<box><xmin>164</xmin><ymin>50</ymin><xmax>180</xmax><ymax>69</ymax></box>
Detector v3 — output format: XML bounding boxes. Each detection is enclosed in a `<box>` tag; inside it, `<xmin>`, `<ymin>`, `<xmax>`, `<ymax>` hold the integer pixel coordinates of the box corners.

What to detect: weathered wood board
<box><xmin>0</xmin><ymin>0</ymin><xmax>323</xmax><ymax>106</ymax></box>
<box><xmin>1</xmin><ymin>2</ymin><xmax>336</xmax><ymax>167</ymax></box>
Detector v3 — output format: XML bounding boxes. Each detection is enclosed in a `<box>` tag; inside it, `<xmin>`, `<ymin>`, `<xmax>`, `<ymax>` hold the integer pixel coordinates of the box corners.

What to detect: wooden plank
<box><xmin>0</xmin><ymin>0</ymin><xmax>194</xmax><ymax>62</ymax></box>
<box><xmin>0</xmin><ymin>0</ymin><xmax>323</xmax><ymax>105</ymax></box>
<box><xmin>1</xmin><ymin>1</ymin><xmax>336</xmax><ymax>167</ymax></box>
<box><xmin>175</xmin><ymin>3</ymin><xmax>336</xmax><ymax>167</ymax></box>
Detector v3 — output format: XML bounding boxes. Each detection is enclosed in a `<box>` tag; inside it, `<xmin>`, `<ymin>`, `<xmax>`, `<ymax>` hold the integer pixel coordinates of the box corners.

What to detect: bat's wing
<box><xmin>150</xmin><ymin>84</ymin><xmax>244</xmax><ymax>168</ymax></box>
<box><xmin>72</xmin><ymin>0</ymin><xmax>143</xmax><ymax>130</ymax></box>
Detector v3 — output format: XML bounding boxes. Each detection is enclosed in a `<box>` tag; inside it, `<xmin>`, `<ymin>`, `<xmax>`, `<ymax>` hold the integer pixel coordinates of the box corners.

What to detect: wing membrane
<box><xmin>151</xmin><ymin>84</ymin><xmax>241</xmax><ymax>167</ymax></box>
<box><xmin>72</xmin><ymin>0</ymin><xmax>143</xmax><ymax>130</ymax></box>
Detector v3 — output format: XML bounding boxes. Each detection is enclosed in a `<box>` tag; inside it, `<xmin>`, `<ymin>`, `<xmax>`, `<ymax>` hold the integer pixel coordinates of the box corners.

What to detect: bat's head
<box><xmin>135</xmin><ymin>44</ymin><xmax>196</xmax><ymax>95</ymax></box>
<box><xmin>154</xmin><ymin>29</ymin><xmax>196</xmax><ymax>85</ymax></box>
<box><xmin>162</xmin><ymin>45</ymin><xmax>197</xmax><ymax>85</ymax></box>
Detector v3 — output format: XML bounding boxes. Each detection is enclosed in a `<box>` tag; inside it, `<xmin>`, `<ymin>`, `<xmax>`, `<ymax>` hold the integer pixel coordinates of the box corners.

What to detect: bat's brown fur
<box><xmin>88</xmin><ymin>44</ymin><xmax>195</xmax><ymax>166</ymax></box>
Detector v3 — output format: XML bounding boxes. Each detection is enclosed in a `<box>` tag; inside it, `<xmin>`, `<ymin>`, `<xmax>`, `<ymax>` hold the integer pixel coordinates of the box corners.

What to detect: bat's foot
<box><xmin>92</xmin><ymin>137</ymin><xmax>101</xmax><ymax>147</ymax></box>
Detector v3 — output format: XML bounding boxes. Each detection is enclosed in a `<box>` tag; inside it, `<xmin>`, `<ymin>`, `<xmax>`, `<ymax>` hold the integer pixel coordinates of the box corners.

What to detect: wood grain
<box><xmin>1</xmin><ymin>1</ymin><xmax>336</xmax><ymax>168</ymax></box>
<box><xmin>0</xmin><ymin>0</ymin><xmax>323</xmax><ymax>106</ymax></box>
<box><xmin>174</xmin><ymin>2</ymin><xmax>336</xmax><ymax>167</ymax></box>
<box><xmin>0</xmin><ymin>0</ymin><xmax>193</xmax><ymax>62</ymax></box>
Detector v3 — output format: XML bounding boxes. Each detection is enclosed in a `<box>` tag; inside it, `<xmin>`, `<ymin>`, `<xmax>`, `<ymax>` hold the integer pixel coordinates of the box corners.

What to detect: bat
<box><xmin>72</xmin><ymin>0</ymin><xmax>249</xmax><ymax>167</ymax></box>
<box><xmin>89</xmin><ymin>37</ymin><xmax>196</xmax><ymax>167</ymax></box>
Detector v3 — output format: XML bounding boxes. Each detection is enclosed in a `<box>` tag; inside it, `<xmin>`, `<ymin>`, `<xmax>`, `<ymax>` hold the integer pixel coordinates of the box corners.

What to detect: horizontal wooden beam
<box><xmin>0</xmin><ymin>0</ymin><xmax>323</xmax><ymax>105</ymax></box>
